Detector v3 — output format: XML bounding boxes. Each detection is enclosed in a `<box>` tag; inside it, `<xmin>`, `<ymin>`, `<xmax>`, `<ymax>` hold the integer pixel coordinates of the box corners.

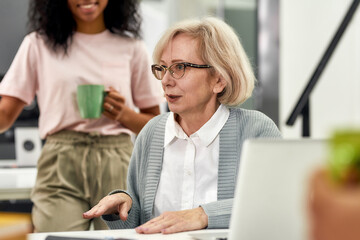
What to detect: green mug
<box><xmin>77</xmin><ymin>84</ymin><xmax>105</xmax><ymax>119</ymax></box>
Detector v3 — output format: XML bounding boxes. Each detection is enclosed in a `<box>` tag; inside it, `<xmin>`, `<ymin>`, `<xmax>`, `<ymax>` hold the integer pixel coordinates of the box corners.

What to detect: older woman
<box><xmin>83</xmin><ymin>17</ymin><xmax>281</xmax><ymax>234</ymax></box>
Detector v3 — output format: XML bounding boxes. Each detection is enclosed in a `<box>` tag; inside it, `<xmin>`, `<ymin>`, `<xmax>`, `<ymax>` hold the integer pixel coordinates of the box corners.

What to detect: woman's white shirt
<box><xmin>153</xmin><ymin>104</ymin><xmax>230</xmax><ymax>217</ymax></box>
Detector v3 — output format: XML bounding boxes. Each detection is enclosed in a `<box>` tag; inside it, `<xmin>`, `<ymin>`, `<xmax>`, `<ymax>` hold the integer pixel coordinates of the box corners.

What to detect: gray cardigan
<box><xmin>103</xmin><ymin>107</ymin><xmax>281</xmax><ymax>229</ymax></box>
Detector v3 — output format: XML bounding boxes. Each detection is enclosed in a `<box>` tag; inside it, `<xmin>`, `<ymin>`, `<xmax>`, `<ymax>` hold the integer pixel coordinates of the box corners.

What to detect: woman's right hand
<box><xmin>83</xmin><ymin>193</ymin><xmax>132</xmax><ymax>221</ymax></box>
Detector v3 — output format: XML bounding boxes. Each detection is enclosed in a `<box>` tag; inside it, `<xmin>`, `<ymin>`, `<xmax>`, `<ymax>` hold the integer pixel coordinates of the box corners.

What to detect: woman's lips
<box><xmin>166</xmin><ymin>94</ymin><xmax>181</xmax><ymax>103</ymax></box>
<box><xmin>77</xmin><ymin>2</ymin><xmax>99</xmax><ymax>13</ymax></box>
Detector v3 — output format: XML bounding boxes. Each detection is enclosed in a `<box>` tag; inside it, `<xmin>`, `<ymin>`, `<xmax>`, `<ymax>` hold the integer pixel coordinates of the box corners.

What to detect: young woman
<box><xmin>0</xmin><ymin>0</ymin><xmax>163</xmax><ymax>232</ymax></box>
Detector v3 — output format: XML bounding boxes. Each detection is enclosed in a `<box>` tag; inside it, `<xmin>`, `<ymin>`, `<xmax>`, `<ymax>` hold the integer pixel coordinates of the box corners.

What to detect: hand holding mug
<box><xmin>103</xmin><ymin>87</ymin><xmax>127</xmax><ymax>122</ymax></box>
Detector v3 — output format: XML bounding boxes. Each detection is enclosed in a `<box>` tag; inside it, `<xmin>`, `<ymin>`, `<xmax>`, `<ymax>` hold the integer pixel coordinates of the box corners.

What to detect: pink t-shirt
<box><xmin>0</xmin><ymin>30</ymin><xmax>164</xmax><ymax>139</ymax></box>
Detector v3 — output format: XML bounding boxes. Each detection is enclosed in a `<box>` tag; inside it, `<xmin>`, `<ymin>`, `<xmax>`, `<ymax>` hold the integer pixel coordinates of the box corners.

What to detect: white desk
<box><xmin>27</xmin><ymin>229</ymin><xmax>229</xmax><ymax>240</ymax></box>
<box><xmin>0</xmin><ymin>168</ymin><xmax>37</xmax><ymax>200</ymax></box>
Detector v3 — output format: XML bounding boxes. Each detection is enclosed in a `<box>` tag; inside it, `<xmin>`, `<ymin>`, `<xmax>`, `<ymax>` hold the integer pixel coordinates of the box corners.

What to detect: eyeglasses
<box><xmin>151</xmin><ymin>62</ymin><xmax>213</xmax><ymax>80</ymax></box>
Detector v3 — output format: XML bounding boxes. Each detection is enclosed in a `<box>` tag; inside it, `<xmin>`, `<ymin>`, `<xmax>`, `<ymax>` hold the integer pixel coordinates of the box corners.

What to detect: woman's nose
<box><xmin>161</xmin><ymin>71</ymin><xmax>175</xmax><ymax>86</ymax></box>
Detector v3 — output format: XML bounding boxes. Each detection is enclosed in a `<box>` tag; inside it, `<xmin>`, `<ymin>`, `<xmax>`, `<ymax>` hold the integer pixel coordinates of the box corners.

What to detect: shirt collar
<box><xmin>164</xmin><ymin>104</ymin><xmax>230</xmax><ymax>147</ymax></box>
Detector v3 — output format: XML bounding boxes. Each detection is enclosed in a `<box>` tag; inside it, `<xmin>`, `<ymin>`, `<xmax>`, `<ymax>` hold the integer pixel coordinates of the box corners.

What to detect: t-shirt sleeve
<box><xmin>0</xmin><ymin>34</ymin><xmax>38</xmax><ymax>105</ymax></box>
<box><xmin>130</xmin><ymin>40</ymin><xmax>164</xmax><ymax>109</ymax></box>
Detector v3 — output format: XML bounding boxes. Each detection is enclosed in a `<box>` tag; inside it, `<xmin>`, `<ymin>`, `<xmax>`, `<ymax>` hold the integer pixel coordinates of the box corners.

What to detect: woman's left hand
<box><xmin>135</xmin><ymin>207</ymin><xmax>208</xmax><ymax>234</ymax></box>
<box><xmin>103</xmin><ymin>87</ymin><xmax>128</xmax><ymax>122</ymax></box>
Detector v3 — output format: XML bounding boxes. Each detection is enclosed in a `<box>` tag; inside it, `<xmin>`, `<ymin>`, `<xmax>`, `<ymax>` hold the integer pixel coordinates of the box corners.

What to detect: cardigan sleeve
<box><xmin>102</xmin><ymin>146</ymin><xmax>142</xmax><ymax>229</ymax></box>
<box><xmin>102</xmin><ymin>114</ymin><xmax>166</xmax><ymax>229</ymax></box>
<box><xmin>102</xmin><ymin>121</ymin><xmax>152</xmax><ymax>229</ymax></box>
<box><xmin>200</xmin><ymin>199</ymin><xmax>233</xmax><ymax>229</ymax></box>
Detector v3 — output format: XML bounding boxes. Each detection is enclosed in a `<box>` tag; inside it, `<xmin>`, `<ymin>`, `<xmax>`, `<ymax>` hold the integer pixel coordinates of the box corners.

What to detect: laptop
<box><xmin>189</xmin><ymin>138</ymin><xmax>328</xmax><ymax>240</ymax></box>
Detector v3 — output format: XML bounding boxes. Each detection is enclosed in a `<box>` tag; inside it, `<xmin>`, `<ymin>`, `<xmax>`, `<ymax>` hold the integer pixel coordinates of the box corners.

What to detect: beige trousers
<box><xmin>31</xmin><ymin>131</ymin><xmax>133</xmax><ymax>232</ymax></box>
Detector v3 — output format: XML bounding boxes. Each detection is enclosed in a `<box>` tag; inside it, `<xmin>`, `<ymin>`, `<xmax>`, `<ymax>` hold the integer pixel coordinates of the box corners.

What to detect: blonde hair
<box><xmin>153</xmin><ymin>17</ymin><xmax>255</xmax><ymax>106</ymax></box>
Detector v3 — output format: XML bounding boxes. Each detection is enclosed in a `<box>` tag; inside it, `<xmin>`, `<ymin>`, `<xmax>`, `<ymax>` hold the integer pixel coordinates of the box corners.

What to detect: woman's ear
<box><xmin>213</xmin><ymin>75</ymin><xmax>227</xmax><ymax>94</ymax></box>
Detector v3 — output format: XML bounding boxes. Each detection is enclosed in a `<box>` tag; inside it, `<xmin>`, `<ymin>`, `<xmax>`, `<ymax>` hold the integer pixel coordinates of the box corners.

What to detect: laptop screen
<box><xmin>228</xmin><ymin>139</ymin><xmax>328</xmax><ymax>240</ymax></box>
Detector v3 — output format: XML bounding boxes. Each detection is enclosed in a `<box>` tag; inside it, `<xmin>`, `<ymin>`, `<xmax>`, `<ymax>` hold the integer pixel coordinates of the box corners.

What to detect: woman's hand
<box><xmin>103</xmin><ymin>87</ymin><xmax>127</xmax><ymax>122</ymax></box>
<box><xmin>135</xmin><ymin>207</ymin><xmax>208</xmax><ymax>234</ymax></box>
<box><xmin>83</xmin><ymin>193</ymin><xmax>132</xmax><ymax>221</ymax></box>
<box><xmin>102</xmin><ymin>86</ymin><xmax>160</xmax><ymax>134</ymax></box>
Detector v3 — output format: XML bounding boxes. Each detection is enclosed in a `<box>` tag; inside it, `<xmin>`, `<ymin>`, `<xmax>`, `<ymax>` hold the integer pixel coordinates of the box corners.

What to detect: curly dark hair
<box><xmin>28</xmin><ymin>0</ymin><xmax>142</xmax><ymax>53</ymax></box>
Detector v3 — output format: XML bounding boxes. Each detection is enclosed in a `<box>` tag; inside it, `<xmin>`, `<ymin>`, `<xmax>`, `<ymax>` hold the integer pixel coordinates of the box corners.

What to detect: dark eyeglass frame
<box><xmin>151</xmin><ymin>62</ymin><xmax>213</xmax><ymax>80</ymax></box>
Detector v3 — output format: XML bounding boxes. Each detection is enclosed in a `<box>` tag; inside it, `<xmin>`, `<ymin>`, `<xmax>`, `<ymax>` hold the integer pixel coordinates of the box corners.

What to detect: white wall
<box><xmin>140</xmin><ymin>1</ymin><xmax>168</xmax><ymax>57</ymax></box>
<box><xmin>280</xmin><ymin>0</ymin><xmax>360</xmax><ymax>138</ymax></box>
